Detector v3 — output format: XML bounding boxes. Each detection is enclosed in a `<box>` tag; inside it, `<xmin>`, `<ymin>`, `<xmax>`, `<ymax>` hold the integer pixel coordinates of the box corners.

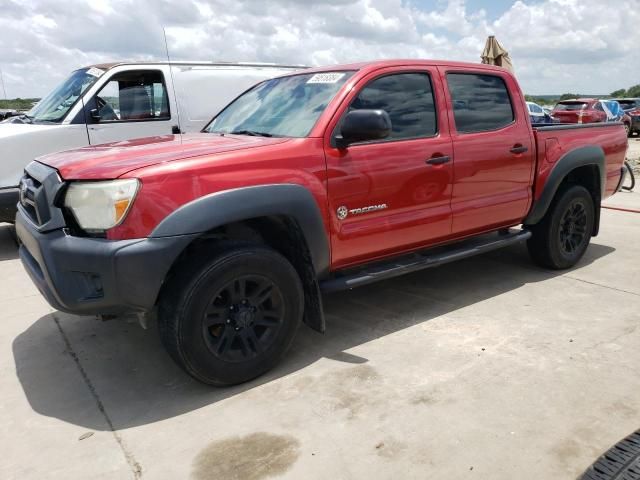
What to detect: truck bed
<box><xmin>531</xmin><ymin>122</ymin><xmax>628</xmax><ymax>201</ymax></box>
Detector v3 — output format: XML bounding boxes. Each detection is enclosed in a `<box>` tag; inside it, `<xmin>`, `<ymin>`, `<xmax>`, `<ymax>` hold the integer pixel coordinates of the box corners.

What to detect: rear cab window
<box><xmin>446</xmin><ymin>73</ymin><xmax>514</xmax><ymax>133</ymax></box>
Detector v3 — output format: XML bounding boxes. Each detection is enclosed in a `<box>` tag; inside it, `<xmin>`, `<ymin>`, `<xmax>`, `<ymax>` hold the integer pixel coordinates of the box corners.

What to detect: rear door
<box><xmin>324</xmin><ymin>66</ymin><xmax>453</xmax><ymax>268</ymax></box>
<box><xmin>85</xmin><ymin>68</ymin><xmax>176</xmax><ymax>144</ymax></box>
<box><xmin>441</xmin><ymin>69</ymin><xmax>535</xmax><ymax>235</ymax></box>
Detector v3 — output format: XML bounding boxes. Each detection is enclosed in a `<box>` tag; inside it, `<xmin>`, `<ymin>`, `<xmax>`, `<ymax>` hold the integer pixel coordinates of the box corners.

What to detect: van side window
<box><xmin>349</xmin><ymin>73</ymin><xmax>437</xmax><ymax>140</ymax></box>
<box><xmin>92</xmin><ymin>70</ymin><xmax>170</xmax><ymax>122</ymax></box>
<box><xmin>446</xmin><ymin>73</ymin><xmax>514</xmax><ymax>133</ymax></box>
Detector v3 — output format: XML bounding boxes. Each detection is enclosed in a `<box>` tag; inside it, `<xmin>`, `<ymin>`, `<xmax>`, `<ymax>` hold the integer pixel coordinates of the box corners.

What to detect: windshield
<box><xmin>205</xmin><ymin>71</ymin><xmax>355</xmax><ymax>137</ymax></box>
<box><xmin>554</xmin><ymin>102</ymin><xmax>587</xmax><ymax>111</ymax></box>
<box><xmin>28</xmin><ymin>68</ymin><xmax>100</xmax><ymax>123</ymax></box>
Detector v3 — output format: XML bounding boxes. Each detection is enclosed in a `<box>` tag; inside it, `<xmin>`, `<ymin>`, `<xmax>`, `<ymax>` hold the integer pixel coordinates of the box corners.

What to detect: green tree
<box><xmin>559</xmin><ymin>93</ymin><xmax>581</xmax><ymax>101</ymax></box>
<box><xmin>626</xmin><ymin>84</ymin><xmax>640</xmax><ymax>98</ymax></box>
<box><xmin>610</xmin><ymin>89</ymin><xmax>626</xmax><ymax>98</ymax></box>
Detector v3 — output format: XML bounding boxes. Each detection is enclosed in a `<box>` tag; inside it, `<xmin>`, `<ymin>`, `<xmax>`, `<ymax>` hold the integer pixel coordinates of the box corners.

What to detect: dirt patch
<box><xmin>192</xmin><ymin>432</ymin><xmax>300</xmax><ymax>480</ymax></box>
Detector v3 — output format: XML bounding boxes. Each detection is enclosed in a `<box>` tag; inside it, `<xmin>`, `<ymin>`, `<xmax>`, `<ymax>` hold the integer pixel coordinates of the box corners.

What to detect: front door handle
<box><xmin>425</xmin><ymin>155</ymin><xmax>450</xmax><ymax>165</ymax></box>
<box><xmin>510</xmin><ymin>145</ymin><xmax>528</xmax><ymax>154</ymax></box>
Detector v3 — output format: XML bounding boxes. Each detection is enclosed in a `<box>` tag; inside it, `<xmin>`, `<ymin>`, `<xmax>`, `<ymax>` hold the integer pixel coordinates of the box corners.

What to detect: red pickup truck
<box><xmin>15</xmin><ymin>60</ymin><xmax>628</xmax><ymax>386</ymax></box>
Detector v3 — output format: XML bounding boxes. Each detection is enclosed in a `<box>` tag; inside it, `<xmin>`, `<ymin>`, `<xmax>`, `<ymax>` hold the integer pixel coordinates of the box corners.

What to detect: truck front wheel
<box><xmin>158</xmin><ymin>244</ymin><xmax>304</xmax><ymax>386</ymax></box>
<box><xmin>527</xmin><ymin>184</ymin><xmax>594</xmax><ymax>269</ymax></box>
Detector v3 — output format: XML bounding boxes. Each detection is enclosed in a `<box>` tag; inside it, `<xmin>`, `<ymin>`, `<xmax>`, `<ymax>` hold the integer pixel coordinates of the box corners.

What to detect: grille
<box><xmin>18</xmin><ymin>162</ymin><xmax>67</xmax><ymax>232</ymax></box>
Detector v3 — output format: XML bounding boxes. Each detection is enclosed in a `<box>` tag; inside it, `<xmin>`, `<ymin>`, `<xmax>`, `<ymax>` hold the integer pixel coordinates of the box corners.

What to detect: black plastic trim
<box><xmin>150</xmin><ymin>184</ymin><xmax>331</xmax><ymax>277</ymax></box>
<box><xmin>534</xmin><ymin>122</ymin><xmax>623</xmax><ymax>132</ymax></box>
<box><xmin>320</xmin><ymin>230</ymin><xmax>531</xmax><ymax>293</ymax></box>
<box><xmin>16</xmin><ymin>211</ymin><xmax>197</xmax><ymax>315</ymax></box>
<box><xmin>524</xmin><ymin>145</ymin><xmax>605</xmax><ymax>225</ymax></box>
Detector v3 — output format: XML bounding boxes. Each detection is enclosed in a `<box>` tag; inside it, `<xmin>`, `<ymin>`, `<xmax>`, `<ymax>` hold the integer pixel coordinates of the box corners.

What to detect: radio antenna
<box><xmin>162</xmin><ymin>27</ymin><xmax>182</xmax><ymax>136</ymax></box>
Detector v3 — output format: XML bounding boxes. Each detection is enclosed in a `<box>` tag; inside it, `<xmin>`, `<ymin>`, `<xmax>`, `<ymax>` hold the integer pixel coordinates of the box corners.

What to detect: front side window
<box><xmin>28</xmin><ymin>69</ymin><xmax>99</xmax><ymax>123</ymax></box>
<box><xmin>206</xmin><ymin>71</ymin><xmax>354</xmax><ymax>137</ymax></box>
<box><xmin>346</xmin><ymin>73</ymin><xmax>437</xmax><ymax>141</ymax></box>
<box><xmin>447</xmin><ymin>73</ymin><xmax>514</xmax><ymax>133</ymax></box>
<box><xmin>92</xmin><ymin>70</ymin><xmax>169</xmax><ymax>122</ymax></box>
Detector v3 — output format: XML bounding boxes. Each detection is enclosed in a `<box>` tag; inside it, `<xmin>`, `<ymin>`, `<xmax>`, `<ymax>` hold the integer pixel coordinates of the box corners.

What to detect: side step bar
<box><xmin>319</xmin><ymin>229</ymin><xmax>532</xmax><ymax>293</ymax></box>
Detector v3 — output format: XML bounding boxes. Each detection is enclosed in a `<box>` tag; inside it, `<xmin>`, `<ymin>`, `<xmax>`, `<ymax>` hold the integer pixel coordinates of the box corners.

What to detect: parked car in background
<box><xmin>15</xmin><ymin>59</ymin><xmax>628</xmax><ymax>386</ymax></box>
<box><xmin>526</xmin><ymin>101</ymin><xmax>555</xmax><ymax>124</ymax></box>
<box><xmin>601</xmin><ymin>100</ymin><xmax>632</xmax><ymax>136</ymax></box>
<box><xmin>0</xmin><ymin>109</ymin><xmax>18</xmax><ymax>120</ymax></box>
<box><xmin>0</xmin><ymin>61</ymin><xmax>305</xmax><ymax>223</ymax></box>
<box><xmin>617</xmin><ymin>98</ymin><xmax>640</xmax><ymax>136</ymax></box>
<box><xmin>552</xmin><ymin>99</ymin><xmax>606</xmax><ymax>124</ymax></box>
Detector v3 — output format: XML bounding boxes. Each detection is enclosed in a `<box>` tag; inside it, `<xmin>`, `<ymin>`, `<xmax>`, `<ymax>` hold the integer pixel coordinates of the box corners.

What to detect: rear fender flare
<box><xmin>524</xmin><ymin>145</ymin><xmax>605</xmax><ymax>231</ymax></box>
<box><xmin>150</xmin><ymin>183</ymin><xmax>330</xmax><ymax>277</ymax></box>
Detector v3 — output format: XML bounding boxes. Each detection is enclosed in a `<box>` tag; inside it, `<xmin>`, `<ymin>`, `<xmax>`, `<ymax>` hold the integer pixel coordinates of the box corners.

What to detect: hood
<box><xmin>0</xmin><ymin>122</ymin><xmax>61</xmax><ymax>139</ymax></box>
<box><xmin>36</xmin><ymin>133</ymin><xmax>290</xmax><ymax>180</ymax></box>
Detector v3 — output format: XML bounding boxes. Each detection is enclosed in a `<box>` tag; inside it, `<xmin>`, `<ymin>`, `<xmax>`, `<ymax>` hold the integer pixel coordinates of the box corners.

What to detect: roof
<box><xmin>83</xmin><ymin>61</ymin><xmax>308</xmax><ymax>71</ymax></box>
<box><xmin>297</xmin><ymin>58</ymin><xmax>512</xmax><ymax>75</ymax></box>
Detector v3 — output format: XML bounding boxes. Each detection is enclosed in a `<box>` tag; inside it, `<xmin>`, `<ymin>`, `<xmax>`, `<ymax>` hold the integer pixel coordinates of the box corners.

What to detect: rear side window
<box><xmin>446</xmin><ymin>73</ymin><xmax>514</xmax><ymax>133</ymax></box>
<box><xmin>349</xmin><ymin>73</ymin><xmax>437</xmax><ymax>140</ymax></box>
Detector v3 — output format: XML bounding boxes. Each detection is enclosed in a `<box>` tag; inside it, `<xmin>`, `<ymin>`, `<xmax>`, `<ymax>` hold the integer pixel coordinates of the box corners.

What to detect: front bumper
<box><xmin>16</xmin><ymin>209</ymin><xmax>196</xmax><ymax>315</ymax></box>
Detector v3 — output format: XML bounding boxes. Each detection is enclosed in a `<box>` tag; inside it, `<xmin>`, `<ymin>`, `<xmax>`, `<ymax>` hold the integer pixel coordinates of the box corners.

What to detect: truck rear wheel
<box><xmin>527</xmin><ymin>184</ymin><xmax>594</xmax><ymax>269</ymax></box>
<box><xmin>158</xmin><ymin>244</ymin><xmax>303</xmax><ymax>386</ymax></box>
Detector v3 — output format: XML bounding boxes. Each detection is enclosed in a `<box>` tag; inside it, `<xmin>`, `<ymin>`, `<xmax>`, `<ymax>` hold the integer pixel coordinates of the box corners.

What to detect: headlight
<box><xmin>64</xmin><ymin>179</ymin><xmax>139</xmax><ymax>232</ymax></box>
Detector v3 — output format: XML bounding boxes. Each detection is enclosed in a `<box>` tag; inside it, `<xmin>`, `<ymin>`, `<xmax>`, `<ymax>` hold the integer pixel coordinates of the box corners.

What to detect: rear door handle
<box><xmin>510</xmin><ymin>145</ymin><xmax>528</xmax><ymax>154</ymax></box>
<box><xmin>425</xmin><ymin>155</ymin><xmax>450</xmax><ymax>165</ymax></box>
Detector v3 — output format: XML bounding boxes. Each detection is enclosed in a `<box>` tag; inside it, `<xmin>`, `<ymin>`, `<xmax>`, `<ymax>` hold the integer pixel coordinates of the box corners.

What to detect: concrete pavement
<box><xmin>1</xmin><ymin>191</ymin><xmax>639</xmax><ymax>480</ymax></box>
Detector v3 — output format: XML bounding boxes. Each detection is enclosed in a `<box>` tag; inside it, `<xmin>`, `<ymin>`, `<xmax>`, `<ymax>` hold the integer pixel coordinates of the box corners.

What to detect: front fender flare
<box><xmin>150</xmin><ymin>183</ymin><xmax>330</xmax><ymax>277</ymax></box>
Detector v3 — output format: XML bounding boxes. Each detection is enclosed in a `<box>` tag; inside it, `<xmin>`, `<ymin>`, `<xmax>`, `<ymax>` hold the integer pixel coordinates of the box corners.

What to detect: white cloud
<box><xmin>0</xmin><ymin>0</ymin><xmax>638</xmax><ymax>98</ymax></box>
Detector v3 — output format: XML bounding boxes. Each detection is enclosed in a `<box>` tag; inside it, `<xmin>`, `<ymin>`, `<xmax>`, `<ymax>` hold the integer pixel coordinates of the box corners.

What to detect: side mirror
<box><xmin>335</xmin><ymin>109</ymin><xmax>392</xmax><ymax>148</ymax></box>
<box><xmin>90</xmin><ymin>109</ymin><xmax>101</xmax><ymax>122</ymax></box>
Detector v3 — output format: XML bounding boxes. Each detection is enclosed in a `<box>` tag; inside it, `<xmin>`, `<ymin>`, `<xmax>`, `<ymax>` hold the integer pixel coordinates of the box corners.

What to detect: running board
<box><xmin>319</xmin><ymin>229</ymin><xmax>532</xmax><ymax>293</ymax></box>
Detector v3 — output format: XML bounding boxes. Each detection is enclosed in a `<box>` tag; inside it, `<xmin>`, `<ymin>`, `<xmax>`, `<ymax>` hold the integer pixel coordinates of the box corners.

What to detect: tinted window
<box><xmin>594</xmin><ymin>102</ymin><xmax>604</xmax><ymax>111</ymax></box>
<box><xmin>447</xmin><ymin>74</ymin><xmax>514</xmax><ymax>133</ymax></box>
<box><xmin>349</xmin><ymin>73</ymin><xmax>437</xmax><ymax>140</ymax></box>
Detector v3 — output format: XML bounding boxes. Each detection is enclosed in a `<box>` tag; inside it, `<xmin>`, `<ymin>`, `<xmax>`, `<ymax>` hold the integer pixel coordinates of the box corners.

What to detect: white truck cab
<box><xmin>0</xmin><ymin>61</ymin><xmax>304</xmax><ymax>222</ymax></box>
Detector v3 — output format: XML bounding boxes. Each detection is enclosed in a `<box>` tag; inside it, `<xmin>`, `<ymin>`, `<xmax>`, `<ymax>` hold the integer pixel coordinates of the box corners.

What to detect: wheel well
<box><xmin>560</xmin><ymin>164</ymin><xmax>601</xmax><ymax>236</ymax></box>
<box><xmin>160</xmin><ymin>216</ymin><xmax>325</xmax><ymax>332</ymax></box>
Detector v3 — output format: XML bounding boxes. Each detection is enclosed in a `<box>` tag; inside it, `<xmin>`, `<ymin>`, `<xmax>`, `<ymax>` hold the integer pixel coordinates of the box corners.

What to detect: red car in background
<box><xmin>553</xmin><ymin>98</ymin><xmax>632</xmax><ymax>135</ymax></box>
<box><xmin>552</xmin><ymin>98</ymin><xmax>607</xmax><ymax>124</ymax></box>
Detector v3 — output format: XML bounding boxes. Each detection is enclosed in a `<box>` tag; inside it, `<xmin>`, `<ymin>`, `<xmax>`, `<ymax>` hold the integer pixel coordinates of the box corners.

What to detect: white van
<box><xmin>0</xmin><ymin>61</ymin><xmax>304</xmax><ymax>222</ymax></box>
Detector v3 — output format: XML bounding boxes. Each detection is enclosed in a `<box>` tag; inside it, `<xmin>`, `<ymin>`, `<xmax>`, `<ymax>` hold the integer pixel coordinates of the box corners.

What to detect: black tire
<box><xmin>527</xmin><ymin>184</ymin><xmax>594</xmax><ymax>269</ymax></box>
<box><xmin>158</xmin><ymin>244</ymin><xmax>304</xmax><ymax>386</ymax></box>
<box><xmin>622</xmin><ymin>160</ymin><xmax>635</xmax><ymax>191</ymax></box>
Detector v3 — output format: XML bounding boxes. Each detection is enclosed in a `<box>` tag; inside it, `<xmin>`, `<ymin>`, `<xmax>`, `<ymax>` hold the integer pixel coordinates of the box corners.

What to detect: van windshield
<box><xmin>28</xmin><ymin>69</ymin><xmax>100</xmax><ymax>123</ymax></box>
<box><xmin>205</xmin><ymin>71</ymin><xmax>354</xmax><ymax>137</ymax></box>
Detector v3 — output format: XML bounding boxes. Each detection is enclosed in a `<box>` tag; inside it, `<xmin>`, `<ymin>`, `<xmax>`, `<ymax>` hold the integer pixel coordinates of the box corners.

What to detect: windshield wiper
<box><xmin>230</xmin><ymin>129</ymin><xmax>273</xmax><ymax>137</ymax></box>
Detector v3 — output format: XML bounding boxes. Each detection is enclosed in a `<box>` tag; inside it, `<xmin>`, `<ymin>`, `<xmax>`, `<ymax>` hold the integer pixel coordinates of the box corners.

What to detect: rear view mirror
<box><xmin>336</xmin><ymin>109</ymin><xmax>392</xmax><ymax>148</ymax></box>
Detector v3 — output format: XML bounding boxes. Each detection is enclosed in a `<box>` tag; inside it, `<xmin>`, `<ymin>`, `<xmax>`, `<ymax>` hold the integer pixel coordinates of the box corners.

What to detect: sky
<box><xmin>0</xmin><ymin>0</ymin><xmax>639</xmax><ymax>98</ymax></box>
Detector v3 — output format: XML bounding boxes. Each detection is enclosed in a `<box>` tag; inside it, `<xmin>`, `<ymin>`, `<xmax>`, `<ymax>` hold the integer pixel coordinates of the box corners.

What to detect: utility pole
<box><xmin>0</xmin><ymin>67</ymin><xmax>7</xmax><ymax>100</ymax></box>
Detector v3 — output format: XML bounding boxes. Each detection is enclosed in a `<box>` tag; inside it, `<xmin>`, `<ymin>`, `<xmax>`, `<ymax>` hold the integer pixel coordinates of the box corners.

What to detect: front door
<box><xmin>86</xmin><ymin>69</ymin><xmax>175</xmax><ymax>145</ymax></box>
<box><xmin>441</xmin><ymin>70</ymin><xmax>535</xmax><ymax>235</ymax></box>
<box><xmin>325</xmin><ymin>68</ymin><xmax>454</xmax><ymax>269</ymax></box>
